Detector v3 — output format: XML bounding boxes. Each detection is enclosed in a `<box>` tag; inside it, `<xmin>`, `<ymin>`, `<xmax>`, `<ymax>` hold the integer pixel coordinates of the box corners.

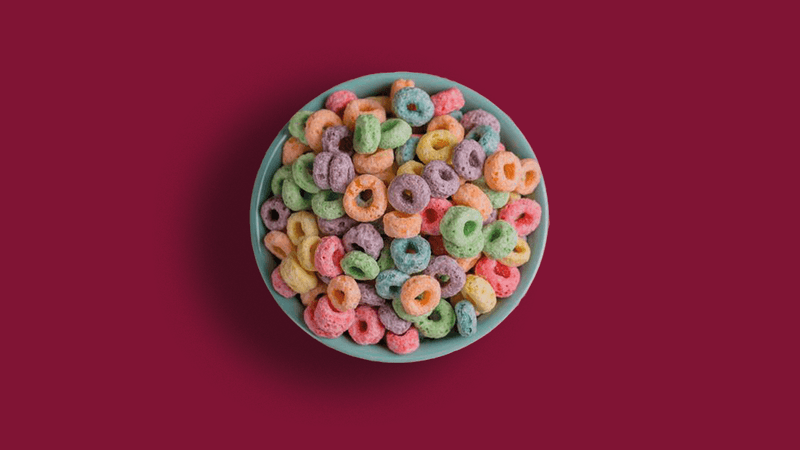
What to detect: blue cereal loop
<box><xmin>454</xmin><ymin>300</ymin><xmax>477</xmax><ymax>336</ymax></box>
<box><xmin>390</xmin><ymin>236</ymin><xmax>432</xmax><ymax>274</ymax></box>
<box><xmin>465</xmin><ymin>124</ymin><xmax>500</xmax><ymax>156</ymax></box>
<box><xmin>392</xmin><ymin>87</ymin><xmax>435</xmax><ymax>127</ymax></box>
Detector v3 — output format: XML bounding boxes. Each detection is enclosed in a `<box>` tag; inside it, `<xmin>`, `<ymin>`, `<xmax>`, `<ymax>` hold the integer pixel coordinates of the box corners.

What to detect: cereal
<box><xmin>366</xmin><ymin>96</ymin><xmax>392</xmax><ymax>112</ymax></box>
<box><xmin>460</xmin><ymin>274</ymin><xmax>497</xmax><ymax>314</ymax></box>
<box><xmin>372</xmin><ymin>165</ymin><xmax>396</xmax><ymax>185</ymax></box>
<box><xmin>426</xmin><ymin>114</ymin><xmax>464</xmax><ymax>142</ymax></box>
<box><xmin>304</xmin><ymin>298</ymin><xmax>342</xmax><ymax>339</ymax></box>
<box><xmin>289</xmin><ymin>110</ymin><xmax>313</xmax><ymax>144</ymax></box>
<box><xmin>279</xmin><ymin>253</ymin><xmax>317</xmax><ymax>294</ymax></box>
<box><xmin>325</xmin><ymin>90</ymin><xmax>357</xmax><ymax>115</ymax></box>
<box><xmin>454</xmin><ymin>300</ymin><xmax>477</xmax><ymax>337</ymax></box>
<box><xmin>304</xmin><ymin>109</ymin><xmax>343</xmax><ymax>152</ymax></box>
<box><xmin>428</xmin><ymin>235</ymin><xmax>447</xmax><ymax>256</ymax></box>
<box><xmin>430</xmin><ymin>87</ymin><xmax>465</xmax><ymax>117</ymax></box>
<box><xmin>423</xmin><ymin>255</ymin><xmax>466</xmax><ymax>298</ymax></box>
<box><xmin>499</xmin><ymin>237</ymin><xmax>531</xmax><ymax>267</ymax></box>
<box><xmin>317</xmin><ymin>215</ymin><xmax>357</xmax><ymax>237</ymax></box>
<box><xmin>454</xmin><ymin>254</ymin><xmax>481</xmax><ymax>272</ymax></box>
<box><xmin>388</xmin><ymin>174</ymin><xmax>431</xmax><ymax>214</ymax></box>
<box><xmin>473</xmin><ymin>177</ymin><xmax>509</xmax><ymax>209</ymax></box>
<box><xmin>386</xmin><ymin>327</ymin><xmax>420</xmax><ymax>355</ymax></box>
<box><xmin>396</xmin><ymin>160</ymin><xmax>424</xmax><ymax>176</ymax></box>
<box><xmin>507</xmin><ymin>192</ymin><xmax>521</xmax><ymax>203</ymax></box>
<box><xmin>390</xmin><ymin>79</ymin><xmax>415</xmax><ymax>110</ymax></box>
<box><xmin>383</xmin><ymin>211</ymin><xmax>422</xmax><ymax>239</ymax></box>
<box><xmin>416</xmin><ymin>129</ymin><xmax>457</xmax><ymax>164</ymax></box>
<box><xmin>353</xmin><ymin>114</ymin><xmax>381</xmax><ymax>154</ymax></box>
<box><xmin>281</xmin><ymin>179</ymin><xmax>314</xmax><ymax>211</ymax></box>
<box><xmin>475</xmin><ymin>257</ymin><xmax>520</xmax><ymax>298</ymax></box>
<box><xmin>395</xmin><ymin>135</ymin><xmax>420</xmax><ymax>165</ymax></box>
<box><xmin>342</xmin><ymin>174</ymin><xmax>388</xmax><ymax>222</ymax></box>
<box><xmin>451</xmin><ymin>139</ymin><xmax>485</xmax><ymax>181</ymax></box>
<box><xmin>286</xmin><ymin>211</ymin><xmax>319</xmax><ymax>245</ymax></box>
<box><xmin>452</xmin><ymin>183</ymin><xmax>493</xmax><ymax>220</ymax></box>
<box><xmin>282</xmin><ymin>137</ymin><xmax>311</xmax><ymax>165</ymax></box>
<box><xmin>348</xmin><ymin>305</ymin><xmax>385</xmax><ymax>345</ymax></box>
<box><xmin>377</xmin><ymin>244</ymin><xmax>394</xmax><ymax>271</ymax></box>
<box><xmin>376</xmin><ymin>269</ymin><xmax>410</xmax><ymax>299</ymax></box>
<box><xmin>399</xmin><ymin>274</ymin><xmax>441</xmax><ymax>316</ymax></box>
<box><xmin>379</xmin><ymin>118</ymin><xmax>413</xmax><ymax>149</ymax></box>
<box><xmin>311</xmin><ymin>190</ymin><xmax>345</xmax><ymax>220</ymax></box>
<box><xmin>481</xmin><ymin>220</ymin><xmax>517</xmax><ymax>260</ymax></box>
<box><xmin>357</xmin><ymin>282</ymin><xmax>385</xmax><ymax>307</ymax></box>
<box><xmin>498</xmin><ymin>198</ymin><xmax>542</xmax><ymax>236</ymax></box>
<box><xmin>353</xmin><ymin>148</ymin><xmax>394</xmax><ymax>174</ymax></box>
<box><xmin>484</xmin><ymin>150</ymin><xmax>521</xmax><ymax>192</ymax></box>
<box><xmin>260</xmin><ymin>196</ymin><xmax>290</xmax><ymax>231</ymax></box>
<box><xmin>263</xmin><ymin>230</ymin><xmax>295</xmax><ymax>260</ymax></box>
<box><xmin>328</xmin><ymin>153</ymin><xmax>356</xmax><ymax>193</ymax></box>
<box><xmin>296</xmin><ymin>235</ymin><xmax>321</xmax><ymax>272</ymax></box>
<box><xmin>292</xmin><ymin>153</ymin><xmax>320</xmax><ymax>194</ymax></box>
<box><xmin>342</xmin><ymin>223</ymin><xmax>383</xmax><ymax>259</ymax></box>
<box><xmin>321</xmin><ymin>125</ymin><xmax>354</xmax><ymax>154</ymax></box>
<box><xmin>327</xmin><ymin>275</ymin><xmax>361</xmax><ymax>311</ymax></box>
<box><xmin>420</xmin><ymin>197</ymin><xmax>452</xmax><ymax>235</ymax></box>
<box><xmin>465</xmin><ymin>124</ymin><xmax>500</xmax><ymax>156</ymax></box>
<box><xmin>439</xmin><ymin>206</ymin><xmax>484</xmax><ymax>244</ymax></box>
<box><xmin>378</xmin><ymin>302</ymin><xmax>412</xmax><ymax>335</ymax></box>
<box><xmin>271</xmin><ymin>267</ymin><xmax>296</xmax><ymax>297</ymax></box>
<box><xmin>515</xmin><ymin>158</ymin><xmax>541</xmax><ymax>195</ymax></box>
<box><xmin>314</xmin><ymin>295</ymin><xmax>357</xmax><ymax>336</ymax></box>
<box><xmin>443</xmin><ymin>236</ymin><xmax>484</xmax><ymax>259</ymax></box>
<box><xmin>392</xmin><ymin>87</ymin><xmax>435</xmax><ymax>126</ymax></box>
<box><xmin>271</xmin><ymin>165</ymin><xmax>293</xmax><ymax>196</ymax></box>
<box><xmin>340</xmin><ymin>251</ymin><xmax>380</xmax><ymax>280</ymax></box>
<box><xmin>415</xmin><ymin>299</ymin><xmax>455</xmax><ymax>339</ymax></box>
<box><xmin>390</xmin><ymin>236</ymin><xmax>431</xmax><ymax>274</ymax></box>
<box><xmin>421</xmin><ymin>160</ymin><xmax>459</xmax><ymax>198</ymax></box>
<box><xmin>314</xmin><ymin>235</ymin><xmax>345</xmax><ymax>278</ymax></box>
<box><xmin>460</xmin><ymin>109</ymin><xmax>500</xmax><ymax>133</ymax></box>
<box><xmin>392</xmin><ymin>298</ymin><xmax>430</xmax><ymax>323</ymax></box>
<box><xmin>300</xmin><ymin>282</ymin><xmax>328</xmax><ymax>306</ymax></box>
<box><xmin>343</xmin><ymin>98</ymin><xmax>386</xmax><ymax>130</ymax></box>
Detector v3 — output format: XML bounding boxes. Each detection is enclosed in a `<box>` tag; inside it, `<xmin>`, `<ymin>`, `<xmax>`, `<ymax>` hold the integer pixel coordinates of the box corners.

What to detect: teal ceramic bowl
<box><xmin>250</xmin><ymin>72</ymin><xmax>549</xmax><ymax>362</ymax></box>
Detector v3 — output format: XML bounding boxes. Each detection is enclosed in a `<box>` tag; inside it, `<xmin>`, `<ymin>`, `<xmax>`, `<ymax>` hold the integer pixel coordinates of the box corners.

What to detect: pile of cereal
<box><xmin>260</xmin><ymin>79</ymin><xmax>542</xmax><ymax>355</ymax></box>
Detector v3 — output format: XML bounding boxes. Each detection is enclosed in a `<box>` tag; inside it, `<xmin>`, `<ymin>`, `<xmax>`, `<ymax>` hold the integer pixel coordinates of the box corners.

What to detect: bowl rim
<box><xmin>250</xmin><ymin>71</ymin><xmax>549</xmax><ymax>362</ymax></box>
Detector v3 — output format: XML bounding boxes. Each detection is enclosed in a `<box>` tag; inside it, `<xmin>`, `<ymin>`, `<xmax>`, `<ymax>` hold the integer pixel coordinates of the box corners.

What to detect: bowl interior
<box><xmin>250</xmin><ymin>72</ymin><xmax>548</xmax><ymax>362</ymax></box>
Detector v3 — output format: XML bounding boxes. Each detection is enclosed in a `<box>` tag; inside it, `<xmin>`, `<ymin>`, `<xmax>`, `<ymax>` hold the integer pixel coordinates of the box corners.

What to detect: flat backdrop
<box><xmin>4</xmin><ymin>1</ymin><xmax>796</xmax><ymax>448</ymax></box>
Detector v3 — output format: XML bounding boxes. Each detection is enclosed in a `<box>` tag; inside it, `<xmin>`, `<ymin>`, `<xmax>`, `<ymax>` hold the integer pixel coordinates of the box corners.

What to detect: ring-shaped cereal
<box><xmin>499</xmin><ymin>237</ymin><xmax>531</xmax><ymax>267</ymax></box>
<box><xmin>348</xmin><ymin>305</ymin><xmax>385</xmax><ymax>345</ymax></box>
<box><xmin>342</xmin><ymin>223</ymin><xmax>383</xmax><ymax>259</ymax></box>
<box><xmin>421</xmin><ymin>160</ymin><xmax>459</xmax><ymax>199</ymax></box>
<box><xmin>386</xmin><ymin>326</ymin><xmax>420</xmax><ymax>355</ymax></box>
<box><xmin>291</xmin><ymin>153</ymin><xmax>320</xmax><ymax>194</ymax></box>
<box><xmin>498</xmin><ymin>198</ymin><xmax>542</xmax><ymax>236</ymax></box>
<box><xmin>460</xmin><ymin>274</ymin><xmax>497</xmax><ymax>314</ymax></box>
<box><xmin>378</xmin><ymin>302</ymin><xmax>412</xmax><ymax>335</ymax></box>
<box><xmin>460</xmin><ymin>109</ymin><xmax>501</xmax><ymax>133</ymax></box>
<box><xmin>431</xmin><ymin>87</ymin><xmax>466</xmax><ymax>117</ymax></box>
<box><xmin>484</xmin><ymin>150</ymin><xmax>521</xmax><ymax>192</ymax></box>
<box><xmin>473</xmin><ymin>177</ymin><xmax>509</xmax><ymax>209</ymax></box>
<box><xmin>340</xmin><ymin>251</ymin><xmax>380</xmax><ymax>281</ymax></box>
<box><xmin>314</xmin><ymin>295</ymin><xmax>357</xmax><ymax>335</ymax></box>
<box><xmin>454</xmin><ymin>254</ymin><xmax>481</xmax><ymax>273</ymax></box>
<box><xmin>325</xmin><ymin>90</ymin><xmax>357</xmax><ymax>116</ymax></box>
<box><xmin>327</xmin><ymin>275</ymin><xmax>361</xmax><ymax>312</ymax></box>
<box><xmin>317</xmin><ymin>215</ymin><xmax>357</xmax><ymax>237</ymax></box>
<box><xmin>271</xmin><ymin>267</ymin><xmax>296</xmax><ymax>297</ymax></box>
<box><xmin>414</xmin><ymin>299</ymin><xmax>456</xmax><ymax>339</ymax></box>
<box><xmin>372</xmin><ymin>166</ymin><xmax>396</xmax><ymax>185</ymax></box>
<box><xmin>383</xmin><ymin>211</ymin><xmax>422</xmax><ymax>239</ymax></box>
<box><xmin>395</xmin><ymin>135</ymin><xmax>420</xmax><ymax>166</ymax></box>
<box><xmin>388</xmin><ymin>174</ymin><xmax>431</xmax><ymax>214</ymax></box>
<box><xmin>300</xmin><ymin>282</ymin><xmax>328</xmax><ymax>306</ymax></box>
<box><xmin>515</xmin><ymin>158</ymin><xmax>541</xmax><ymax>195</ymax></box>
<box><xmin>482</xmin><ymin>219</ymin><xmax>517</xmax><ymax>260</ymax></box>
<box><xmin>289</xmin><ymin>110</ymin><xmax>313</xmax><ymax>144</ymax></box>
<box><xmin>303</xmin><ymin>299</ymin><xmax>341</xmax><ymax>339</ymax></box>
<box><xmin>342</xmin><ymin>174</ymin><xmax>388</xmax><ymax>222</ymax></box>
<box><xmin>296</xmin><ymin>235</ymin><xmax>321</xmax><ymax>272</ymax></box>
<box><xmin>352</xmin><ymin>148</ymin><xmax>394</xmax><ymax>174</ymax></box>
<box><xmin>396</xmin><ymin>160</ymin><xmax>424</xmax><ymax>177</ymax></box>
<box><xmin>416</xmin><ymin>129</ymin><xmax>458</xmax><ymax>164</ymax></box>
<box><xmin>390</xmin><ymin>79</ymin><xmax>415</xmax><ymax>110</ymax></box>
<box><xmin>443</xmin><ymin>236</ymin><xmax>484</xmax><ymax>259</ymax></box>
<box><xmin>321</xmin><ymin>125</ymin><xmax>354</xmax><ymax>154</ymax></box>
<box><xmin>260</xmin><ymin>196</ymin><xmax>290</xmax><ymax>231</ymax></box>
<box><xmin>314</xmin><ymin>235</ymin><xmax>345</xmax><ymax>278</ymax></box>
<box><xmin>465</xmin><ymin>124</ymin><xmax>500</xmax><ymax>156</ymax></box>
<box><xmin>454</xmin><ymin>300</ymin><xmax>477</xmax><ymax>337</ymax></box>
<box><xmin>343</xmin><ymin>98</ymin><xmax>386</xmax><ymax>130</ymax></box>
<box><xmin>357</xmin><ymin>282</ymin><xmax>385</xmax><ymax>307</ymax></box>
<box><xmin>439</xmin><ymin>205</ymin><xmax>484</xmax><ymax>244</ymax></box>
<box><xmin>420</xmin><ymin>197</ymin><xmax>452</xmax><ymax>236</ymax></box>
<box><xmin>475</xmin><ymin>257</ymin><xmax>520</xmax><ymax>298</ymax></box>
<box><xmin>399</xmin><ymin>275</ymin><xmax>441</xmax><ymax>317</ymax></box>
<box><xmin>263</xmin><ymin>230</ymin><xmax>295</xmax><ymax>260</ymax></box>
<box><xmin>281</xmin><ymin>179</ymin><xmax>314</xmax><ymax>211</ymax></box>
<box><xmin>422</xmin><ymin>255</ymin><xmax>466</xmax><ymax>298</ymax></box>
<box><xmin>279</xmin><ymin>253</ymin><xmax>317</xmax><ymax>294</ymax></box>
<box><xmin>311</xmin><ymin>190</ymin><xmax>345</xmax><ymax>220</ymax></box>
<box><xmin>377</xmin><ymin>245</ymin><xmax>394</xmax><ymax>271</ymax></box>
<box><xmin>379</xmin><ymin>118</ymin><xmax>413</xmax><ymax>149</ymax></box>
<box><xmin>392</xmin><ymin>87</ymin><xmax>435</xmax><ymax>127</ymax></box>
<box><xmin>426</xmin><ymin>115</ymin><xmax>465</xmax><ymax>142</ymax></box>
<box><xmin>353</xmin><ymin>114</ymin><xmax>381</xmax><ymax>154</ymax></box>
<box><xmin>390</xmin><ymin>236</ymin><xmax>432</xmax><ymax>274</ymax></box>
<box><xmin>282</xmin><ymin>136</ymin><xmax>311</xmax><ymax>165</ymax></box>
<box><xmin>286</xmin><ymin>211</ymin><xmax>319</xmax><ymax>245</ymax></box>
<box><xmin>304</xmin><ymin>109</ymin><xmax>343</xmax><ymax>152</ymax></box>
<box><xmin>452</xmin><ymin>183</ymin><xmax>493</xmax><ymax>220</ymax></box>
<box><xmin>270</xmin><ymin>165</ymin><xmax>293</xmax><ymax>197</ymax></box>
<box><xmin>451</xmin><ymin>139</ymin><xmax>485</xmax><ymax>181</ymax></box>
<box><xmin>376</xmin><ymin>269</ymin><xmax>411</xmax><ymax>299</ymax></box>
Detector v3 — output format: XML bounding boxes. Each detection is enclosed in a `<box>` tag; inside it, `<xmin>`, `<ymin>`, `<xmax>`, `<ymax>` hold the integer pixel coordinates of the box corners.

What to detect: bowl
<box><xmin>250</xmin><ymin>72</ymin><xmax>549</xmax><ymax>362</ymax></box>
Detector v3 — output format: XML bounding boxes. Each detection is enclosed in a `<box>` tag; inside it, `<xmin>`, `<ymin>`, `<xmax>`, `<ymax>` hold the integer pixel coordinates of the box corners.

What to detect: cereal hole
<box><xmin>494</xmin><ymin>264</ymin><xmax>511</xmax><ymax>278</ymax></box>
<box><xmin>359</xmin><ymin>321</ymin><xmax>368</xmax><ymax>332</ymax></box>
<box><xmin>350</xmin><ymin>267</ymin><xmax>365</xmax><ymax>277</ymax></box>
<box><xmin>275</xmin><ymin>248</ymin><xmax>286</xmax><ymax>259</ymax></box>
<box><xmin>333</xmin><ymin>289</ymin><xmax>345</xmax><ymax>302</ymax></box>
<box><xmin>490</xmin><ymin>230</ymin><xmax>501</xmax><ymax>242</ymax></box>
<box><xmin>269</xmin><ymin>210</ymin><xmax>280</xmax><ymax>221</ymax></box>
<box><xmin>428</xmin><ymin>310</ymin><xmax>441</xmax><ymax>322</ymax></box>
<box><xmin>439</xmin><ymin>169</ymin><xmax>453</xmax><ymax>181</ymax></box>
<box><xmin>402</xmin><ymin>190</ymin><xmax>414</xmax><ymax>203</ymax></box>
<box><xmin>424</xmin><ymin>209</ymin><xmax>438</xmax><ymax>223</ymax></box>
<box><xmin>408</xmin><ymin>104</ymin><xmax>417</xmax><ymax>111</ymax></box>
<box><xmin>437</xmin><ymin>274</ymin><xmax>450</xmax><ymax>283</ymax></box>
<box><xmin>525</xmin><ymin>171</ymin><xmax>535</xmax><ymax>184</ymax></box>
<box><xmin>463</xmin><ymin>221</ymin><xmax>477</xmax><ymax>237</ymax></box>
<box><xmin>503</xmin><ymin>164</ymin><xmax>516</xmax><ymax>180</ymax></box>
<box><xmin>432</xmin><ymin>139</ymin><xmax>447</xmax><ymax>150</ymax></box>
<box><xmin>468</xmin><ymin>152</ymin><xmax>481</xmax><ymax>167</ymax></box>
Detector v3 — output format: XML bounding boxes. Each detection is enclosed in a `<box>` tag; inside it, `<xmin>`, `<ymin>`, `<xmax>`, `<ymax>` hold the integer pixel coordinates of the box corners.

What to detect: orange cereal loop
<box><xmin>343</xmin><ymin>99</ymin><xmax>387</xmax><ymax>131</ymax></box>
<box><xmin>454</xmin><ymin>254</ymin><xmax>481</xmax><ymax>272</ymax></box>
<box><xmin>327</xmin><ymin>275</ymin><xmax>360</xmax><ymax>311</ymax></box>
<box><xmin>484</xmin><ymin>151</ymin><xmax>522</xmax><ymax>192</ymax></box>
<box><xmin>372</xmin><ymin>166</ymin><xmax>396</xmax><ymax>185</ymax></box>
<box><xmin>427</xmin><ymin>115</ymin><xmax>465</xmax><ymax>143</ymax></box>
<box><xmin>390</xmin><ymin>79</ymin><xmax>415</xmax><ymax>110</ymax></box>
<box><xmin>304</xmin><ymin>109</ymin><xmax>343</xmax><ymax>152</ymax></box>
<box><xmin>452</xmin><ymin>183</ymin><xmax>493</xmax><ymax>220</ymax></box>
<box><xmin>515</xmin><ymin>158</ymin><xmax>541</xmax><ymax>195</ymax></box>
<box><xmin>366</xmin><ymin>96</ymin><xmax>392</xmax><ymax>113</ymax></box>
<box><xmin>263</xmin><ymin>230</ymin><xmax>295</xmax><ymax>260</ymax></box>
<box><xmin>352</xmin><ymin>148</ymin><xmax>394</xmax><ymax>174</ymax></box>
<box><xmin>300</xmin><ymin>282</ymin><xmax>327</xmax><ymax>306</ymax></box>
<box><xmin>400</xmin><ymin>275</ymin><xmax>441</xmax><ymax>316</ymax></box>
<box><xmin>342</xmin><ymin>174</ymin><xmax>388</xmax><ymax>222</ymax></box>
<box><xmin>383</xmin><ymin>211</ymin><xmax>422</xmax><ymax>239</ymax></box>
<box><xmin>282</xmin><ymin>137</ymin><xmax>311</xmax><ymax>165</ymax></box>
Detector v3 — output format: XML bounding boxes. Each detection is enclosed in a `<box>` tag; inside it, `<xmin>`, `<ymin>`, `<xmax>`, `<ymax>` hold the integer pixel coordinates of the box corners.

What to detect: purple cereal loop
<box><xmin>328</xmin><ymin>153</ymin><xmax>355</xmax><ymax>193</ymax></box>
<box><xmin>313</xmin><ymin>151</ymin><xmax>333</xmax><ymax>190</ymax></box>
<box><xmin>423</xmin><ymin>255</ymin><xmax>466</xmax><ymax>298</ymax></box>
<box><xmin>387</xmin><ymin>174</ymin><xmax>431</xmax><ymax>214</ymax></box>
<box><xmin>343</xmin><ymin>223</ymin><xmax>383</xmax><ymax>259</ymax></box>
<box><xmin>260</xmin><ymin>196</ymin><xmax>290</xmax><ymax>231</ymax></box>
<box><xmin>483</xmin><ymin>209</ymin><xmax>498</xmax><ymax>226</ymax></box>
<box><xmin>321</xmin><ymin>125</ymin><xmax>354</xmax><ymax>155</ymax></box>
<box><xmin>451</xmin><ymin>139</ymin><xmax>485</xmax><ymax>181</ymax></box>
<box><xmin>460</xmin><ymin>109</ymin><xmax>501</xmax><ymax>133</ymax></box>
<box><xmin>317</xmin><ymin>215</ymin><xmax>357</xmax><ymax>237</ymax></box>
<box><xmin>378</xmin><ymin>303</ymin><xmax>412</xmax><ymax>335</ymax></box>
<box><xmin>357</xmin><ymin>282</ymin><xmax>385</xmax><ymax>307</ymax></box>
<box><xmin>421</xmin><ymin>160</ymin><xmax>460</xmax><ymax>198</ymax></box>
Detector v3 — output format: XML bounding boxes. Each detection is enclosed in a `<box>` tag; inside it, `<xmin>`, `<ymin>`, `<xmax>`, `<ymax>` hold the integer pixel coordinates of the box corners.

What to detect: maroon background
<box><xmin>4</xmin><ymin>1</ymin><xmax>797</xmax><ymax>448</ymax></box>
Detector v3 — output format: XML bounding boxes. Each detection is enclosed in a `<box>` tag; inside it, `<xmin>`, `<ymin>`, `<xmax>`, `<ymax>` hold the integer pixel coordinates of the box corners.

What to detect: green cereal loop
<box><xmin>392</xmin><ymin>298</ymin><xmax>431</xmax><ymax>323</ymax></box>
<box><xmin>379</xmin><ymin>118</ymin><xmax>413</xmax><ymax>149</ymax></box>
<box><xmin>443</xmin><ymin>235</ymin><xmax>484</xmax><ymax>259</ymax></box>
<box><xmin>270</xmin><ymin>165</ymin><xmax>293</xmax><ymax>197</ymax></box>
<box><xmin>289</xmin><ymin>111</ymin><xmax>313</xmax><ymax>144</ymax></box>
<box><xmin>473</xmin><ymin>177</ymin><xmax>510</xmax><ymax>209</ymax></box>
<box><xmin>439</xmin><ymin>206</ymin><xmax>484</xmax><ymax>244</ymax></box>
<box><xmin>415</xmin><ymin>299</ymin><xmax>456</xmax><ymax>339</ymax></box>
<box><xmin>377</xmin><ymin>245</ymin><xmax>394</xmax><ymax>271</ymax></box>
<box><xmin>281</xmin><ymin>179</ymin><xmax>313</xmax><ymax>211</ymax></box>
<box><xmin>340</xmin><ymin>251</ymin><xmax>380</xmax><ymax>281</ymax></box>
<box><xmin>311</xmin><ymin>190</ymin><xmax>345</xmax><ymax>220</ymax></box>
<box><xmin>482</xmin><ymin>220</ymin><xmax>517</xmax><ymax>260</ymax></box>
<box><xmin>353</xmin><ymin>114</ymin><xmax>380</xmax><ymax>154</ymax></box>
<box><xmin>291</xmin><ymin>153</ymin><xmax>320</xmax><ymax>194</ymax></box>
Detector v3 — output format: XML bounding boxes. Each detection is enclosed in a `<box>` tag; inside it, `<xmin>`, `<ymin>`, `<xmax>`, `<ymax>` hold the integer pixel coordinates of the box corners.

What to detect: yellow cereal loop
<box><xmin>279</xmin><ymin>253</ymin><xmax>317</xmax><ymax>294</ymax></box>
<box><xmin>296</xmin><ymin>235</ymin><xmax>321</xmax><ymax>272</ymax></box>
<box><xmin>460</xmin><ymin>274</ymin><xmax>497</xmax><ymax>314</ymax></box>
<box><xmin>427</xmin><ymin>115</ymin><xmax>465</xmax><ymax>143</ymax></box>
<box><xmin>286</xmin><ymin>211</ymin><xmax>319</xmax><ymax>245</ymax></box>
<box><xmin>499</xmin><ymin>237</ymin><xmax>531</xmax><ymax>267</ymax></box>
<box><xmin>396</xmin><ymin>160</ymin><xmax>424</xmax><ymax>176</ymax></box>
<box><xmin>416</xmin><ymin>130</ymin><xmax>457</xmax><ymax>164</ymax></box>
